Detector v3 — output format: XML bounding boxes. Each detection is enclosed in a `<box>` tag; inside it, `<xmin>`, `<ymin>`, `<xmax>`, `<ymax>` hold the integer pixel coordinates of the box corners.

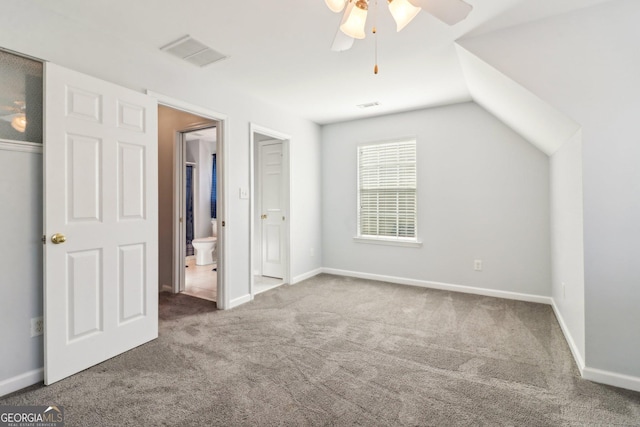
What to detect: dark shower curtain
<box><xmin>186</xmin><ymin>164</ymin><xmax>195</xmax><ymax>257</ymax></box>
<box><xmin>211</xmin><ymin>154</ymin><xmax>217</xmax><ymax>219</ymax></box>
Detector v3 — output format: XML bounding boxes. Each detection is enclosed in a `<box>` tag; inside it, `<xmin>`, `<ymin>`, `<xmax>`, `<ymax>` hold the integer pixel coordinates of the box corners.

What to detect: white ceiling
<box><xmin>184</xmin><ymin>127</ymin><xmax>216</xmax><ymax>143</ymax></box>
<box><xmin>3</xmin><ymin>0</ymin><xmax>614</xmax><ymax>125</ymax></box>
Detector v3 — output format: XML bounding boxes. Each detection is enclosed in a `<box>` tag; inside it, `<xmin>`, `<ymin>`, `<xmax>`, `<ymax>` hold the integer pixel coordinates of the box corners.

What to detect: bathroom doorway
<box><xmin>180</xmin><ymin>127</ymin><xmax>218</xmax><ymax>301</ymax></box>
<box><xmin>155</xmin><ymin>95</ymin><xmax>228</xmax><ymax>309</ymax></box>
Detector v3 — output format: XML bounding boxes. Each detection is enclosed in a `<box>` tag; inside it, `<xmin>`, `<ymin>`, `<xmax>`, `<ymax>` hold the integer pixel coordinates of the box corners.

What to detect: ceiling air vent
<box><xmin>357</xmin><ymin>102</ymin><xmax>380</xmax><ymax>109</ymax></box>
<box><xmin>160</xmin><ymin>35</ymin><xmax>228</xmax><ymax>67</ymax></box>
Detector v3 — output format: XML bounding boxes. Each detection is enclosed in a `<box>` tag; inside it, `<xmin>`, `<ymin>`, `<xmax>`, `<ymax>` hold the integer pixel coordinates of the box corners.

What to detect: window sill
<box><xmin>353</xmin><ymin>236</ymin><xmax>423</xmax><ymax>248</ymax></box>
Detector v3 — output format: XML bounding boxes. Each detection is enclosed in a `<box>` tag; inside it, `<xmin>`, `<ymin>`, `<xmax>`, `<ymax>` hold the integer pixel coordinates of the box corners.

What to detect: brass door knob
<box><xmin>261</xmin><ymin>214</ymin><xmax>267</xmax><ymax>220</ymax></box>
<box><xmin>51</xmin><ymin>233</ymin><xmax>66</xmax><ymax>244</ymax></box>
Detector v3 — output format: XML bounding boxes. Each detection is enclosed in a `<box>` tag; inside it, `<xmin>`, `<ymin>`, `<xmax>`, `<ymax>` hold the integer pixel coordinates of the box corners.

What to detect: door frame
<box><xmin>149</xmin><ymin>91</ymin><xmax>229</xmax><ymax>309</ymax></box>
<box><xmin>249</xmin><ymin>123</ymin><xmax>291</xmax><ymax>299</ymax></box>
<box><xmin>176</xmin><ymin>126</ymin><xmax>216</xmax><ymax>295</ymax></box>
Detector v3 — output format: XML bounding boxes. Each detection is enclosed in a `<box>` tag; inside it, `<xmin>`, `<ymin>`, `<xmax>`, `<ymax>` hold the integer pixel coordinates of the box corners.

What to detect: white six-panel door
<box><xmin>44</xmin><ymin>63</ymin><xmax>158</xmax><ymax>384</ymax></box>
<box><xmin>260</xmin><ymin>141</ymin><xmax>284</xmax><ymax>279</ymax></box>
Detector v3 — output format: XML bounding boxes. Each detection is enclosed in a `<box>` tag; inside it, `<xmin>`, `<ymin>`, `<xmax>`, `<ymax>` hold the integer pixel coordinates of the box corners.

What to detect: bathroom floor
<box><xmin>183</xmin><ymin>257</ymin><xmax>217</xmax><ymax>302</ymax></box>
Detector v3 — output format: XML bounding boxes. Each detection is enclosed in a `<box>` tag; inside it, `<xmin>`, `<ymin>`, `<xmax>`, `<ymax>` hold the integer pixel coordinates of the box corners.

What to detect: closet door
<box><xmin>44</xmin><ymin>63</ymin><xmax>158</xmax><ymax>384</ymax></box>
<box><xmin>260</xmin><ymin>141</ymin><xmax>285</xmax><ymax>279</ymax></box>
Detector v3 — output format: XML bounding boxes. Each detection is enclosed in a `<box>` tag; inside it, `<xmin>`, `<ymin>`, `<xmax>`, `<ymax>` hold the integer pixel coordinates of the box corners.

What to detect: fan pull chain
<box><xmin>373</xmin><ymin>0</ymin><xmax>379</xmax><ymax>74</ymax></box>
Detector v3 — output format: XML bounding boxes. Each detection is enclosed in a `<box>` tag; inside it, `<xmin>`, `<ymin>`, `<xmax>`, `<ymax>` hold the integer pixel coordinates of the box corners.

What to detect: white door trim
<box><xmin>176</xmin><ymin>127</ymin><xmax>212</xmax><ymax>294</ymax></box>
<box><xmin>147</xmin><ymin>91</ymin><xmax>229</xmax><ymax>310</ymax></box>
<box><xmin>249</xmin><ymin>123</ymin><xmax>291</xmax><ymax>298</ymax></box>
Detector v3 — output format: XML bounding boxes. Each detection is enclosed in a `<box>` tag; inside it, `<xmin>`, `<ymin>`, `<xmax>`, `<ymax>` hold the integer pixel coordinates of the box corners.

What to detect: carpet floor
<box><xmin>2</xmin><ymin>274</ymin><xmax>640</xmax><ymax>426</ymax></box>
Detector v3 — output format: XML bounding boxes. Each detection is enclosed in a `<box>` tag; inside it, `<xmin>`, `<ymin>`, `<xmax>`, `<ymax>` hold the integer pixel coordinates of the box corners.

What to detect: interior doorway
<box><xmin>179</xmin><ymin>126</ymin><xmax>218</xmax><ymax>302</ymax></box>
<box><xmin>154</xmin><ymin>93</ymin><xmax>229</xmax><ymax>309</ymax></box>
<box><xmin>250</xmin><ymin>124</ymin><xmax>291</xmax><ymax>297</ymax></box>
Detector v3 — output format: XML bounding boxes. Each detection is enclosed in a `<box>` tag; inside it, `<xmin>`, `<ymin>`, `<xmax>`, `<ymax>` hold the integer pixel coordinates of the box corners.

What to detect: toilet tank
<box><xmin>211</xmin><ymin>219</ymin><xmax>218</xmax><ymax>237</ymax></box>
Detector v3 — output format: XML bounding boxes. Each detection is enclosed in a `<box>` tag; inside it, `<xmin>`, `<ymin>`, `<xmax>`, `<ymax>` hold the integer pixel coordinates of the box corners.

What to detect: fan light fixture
<box><xmin>325</xmin><ymin>0</ymin><xmax>347</xmax><ymax>13</ymax></box>
<box><xmin>11</xmin><ymin>114</ymin><xmax>27</xmax><ymax>133</ymax></box>
<box><xmin>340</xmin><ymin>0</ymin><xmax>369</xmax><ymax>39</ymax></box>
<box><xmin>388</xmin><ymin>0</ymin><xmax>421</xmax><ymax>31</ymax></box>
<box><xmin>327</xmin><ymin>0</ymin><xmax>422</xmax><ymax>38</ymax></box>
<box><xmin>325</xmin><ymin>0</ymin><xmax>473</xmax><ymax>74</ymax></box>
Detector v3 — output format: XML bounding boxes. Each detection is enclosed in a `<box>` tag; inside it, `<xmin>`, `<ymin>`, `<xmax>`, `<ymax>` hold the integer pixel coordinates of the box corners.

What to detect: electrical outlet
<box><xmin>239</xmin><ymin>187</ymin><xmax>249</xmax><ymax>199</ymax></box>
<box><xmin>474</xmin><ymin>259</ymin><xmax>482</xmax><ymax>271</ymax></box>
<box><xmin>310</xmin><ymin>247</ymin><xmax>315</xmax><ymax>257</ymax></box>
<box><xmin>31</xmin><ymin>316</ymin><xmax>43</xmax><ymax>337</ymax></box>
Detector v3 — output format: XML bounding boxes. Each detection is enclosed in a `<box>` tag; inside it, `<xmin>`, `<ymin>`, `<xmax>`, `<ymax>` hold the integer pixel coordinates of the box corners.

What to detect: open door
<box><xmin>44</xmin><ymin>63</ymin><xmax>158</xmax><ymax>384</ymax></box>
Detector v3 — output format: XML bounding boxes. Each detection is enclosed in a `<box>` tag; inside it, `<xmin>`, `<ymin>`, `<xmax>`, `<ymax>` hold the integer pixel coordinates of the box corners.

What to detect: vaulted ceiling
<box><xmin>1</xmin><ymin>0</ymin><xmax>613</xmax><ymax>124</ymax></box>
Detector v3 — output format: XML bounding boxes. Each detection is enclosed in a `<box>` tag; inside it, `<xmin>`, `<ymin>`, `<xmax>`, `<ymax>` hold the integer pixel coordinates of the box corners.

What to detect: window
<box><xmin>357</xmin><ymin>139</ymin><xmax>419</xmax><ymax>245</ymax></box>
<box><xmin>0</xmin><ymin>49</ymin><xmax>43</xmax><ymax>144</ymax></box>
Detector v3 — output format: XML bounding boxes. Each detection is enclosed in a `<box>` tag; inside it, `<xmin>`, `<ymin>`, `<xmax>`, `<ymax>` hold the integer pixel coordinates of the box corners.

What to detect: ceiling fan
<box><xmin>326</xmin><ymin>0</ymin><xmax>473</xmax><ymax>52</ymax></box>
<box><xmin>0</xmin><ymin>101</ymin><xmax>27</xmax><ymax>133</ymax></box>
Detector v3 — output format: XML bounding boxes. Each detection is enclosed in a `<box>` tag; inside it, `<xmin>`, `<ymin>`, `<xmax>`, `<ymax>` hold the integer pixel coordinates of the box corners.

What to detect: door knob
<box><xmin>261</xmin><ymin>214</ymin><xmax>267</xmax><ymax>220</ymax></box>
<box><xmin>51</xmin><ymin>233</ymin><xmax>66</xmax><ymax>244</ymax></box>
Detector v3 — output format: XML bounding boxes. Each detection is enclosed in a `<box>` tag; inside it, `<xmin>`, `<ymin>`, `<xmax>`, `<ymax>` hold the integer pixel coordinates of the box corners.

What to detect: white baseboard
<box><xmin>583</xmin><ymin>367</ymin><xmax>640</xmax><ymax>393</ymax></box>
<box><xmin>160</xmin><ymin>284</ymin><xmax>173</xmax><ymax>293</ymax></box>
<box><xmin>550</xmin><ymin>299</ymin><xmax>585</xmax><ymax>373</ymax></box>
<box><xmin>292</xmin><ymin>268</ymin><xmax>323</xmax><ymax>284</ymax></box>
<box><xmin>0</xmin><ymin>368</ymin><xmax>43</xmax><ymax>398</ymax></box>
<box><xmin>322</xmin><ymin>268</ymin><xmax>553</xmax><ymax>305</ymax></box>
<box><xmin>228</xmin><ymin>294</ymin><xmax>252</xmax><ymax>309</ymax></box>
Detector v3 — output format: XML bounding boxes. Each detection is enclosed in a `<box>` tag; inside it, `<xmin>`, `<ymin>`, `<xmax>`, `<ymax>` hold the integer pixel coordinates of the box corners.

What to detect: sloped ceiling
<box><xmin>456</xmin><ymin>45</ymin><xmax>580</xmax><ymax>156</ymax></box>
<box><xmin>0</xmin><ymin>0</ymin><xmax>615</xmax><ymax>125</ymax></box>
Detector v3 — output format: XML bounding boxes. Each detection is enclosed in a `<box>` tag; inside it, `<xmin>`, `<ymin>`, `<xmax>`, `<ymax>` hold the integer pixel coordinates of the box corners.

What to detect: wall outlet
<box><xmin>474</xmin><ymin>259</ymin><xmax>483</xmax><ymax>271</ymax></box>
<box><xmin>31</xmin><ymin>316</ymin><xmax>43</xmax><ymax>337</ymax></box>
<box><xmin>310</xmin><ymin>247</ymin><xmax>315</xmax><ymax>257</ymax></box>
<box><xmin>239</xmin><ymin>187</ymin><xmax>249</xmax><ymax>199</ymax></box>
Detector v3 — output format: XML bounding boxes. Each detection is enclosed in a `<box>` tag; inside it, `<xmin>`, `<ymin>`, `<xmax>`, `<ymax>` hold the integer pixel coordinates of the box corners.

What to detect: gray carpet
<box><xmin>2</xmin><ymin>274</ymin><xmax>640</xmax><ymax>426</ymax></box>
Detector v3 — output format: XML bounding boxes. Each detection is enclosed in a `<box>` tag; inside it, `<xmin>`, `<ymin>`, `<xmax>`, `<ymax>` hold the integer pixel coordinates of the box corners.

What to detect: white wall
<box><xmin>550</xmin><ymin>131</ymin><xmax>585</xmax><ymax>367</ymax></box>
<box><xmin>0</xmin><ymin>147</ymin><xmax>43</xmax><ymax>394</ymax></box>
<box><xmin>322</xmin><ymin>102</ymin><xmax>551</xmax><ymax>297</ymax></box>
<box><xmin>460</xmin><ymin>0</ymin><xmax>640</xmax><ymax>385</ymax></box>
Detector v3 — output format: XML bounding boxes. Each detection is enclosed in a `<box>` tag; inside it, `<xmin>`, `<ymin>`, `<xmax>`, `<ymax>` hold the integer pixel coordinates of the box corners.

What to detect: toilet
<box><xmin>192</xmin><ymin>219</ymin><xmax>218</xmax><ymax>266</ymax></box>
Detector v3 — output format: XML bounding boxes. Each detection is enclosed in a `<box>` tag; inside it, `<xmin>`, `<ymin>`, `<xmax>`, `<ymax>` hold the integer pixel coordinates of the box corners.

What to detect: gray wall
<box><xmin>460</xmin><ymin>0</ymin><xmax>640</xmax><ymax>379</ymax></box>
<box><xmin>0</xmin><ymin>147</ymin><xmax>43</xmax><ymax>391</ymax></box>
<box><xmin>322</xmin><ymin>102</ymin><xmax>551</xmax><ymax>296</ymax></box>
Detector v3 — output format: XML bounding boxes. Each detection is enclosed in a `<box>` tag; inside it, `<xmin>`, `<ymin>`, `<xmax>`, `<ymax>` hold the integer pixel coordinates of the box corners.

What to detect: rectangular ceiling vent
<box><xmin>357</xmin><ymin>101</ymin><xmax>380</xmax><ymax>109</ymax></box>
<box><xmin>160</xmin><ymin>35</ymin><xmax>228</xmax><ymax>67</ymax></box>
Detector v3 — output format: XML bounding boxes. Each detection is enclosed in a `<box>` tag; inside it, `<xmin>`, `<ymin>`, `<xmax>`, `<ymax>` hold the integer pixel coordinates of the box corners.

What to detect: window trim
<box><xmin>353</xmin><ymin>236</ymin><xmax>423</xmax><ymax>247</ymax></box>
<box><xmin>355</xmin><ymin>138</ymin><xmax>420</xmax><ymax>246</ymax></box>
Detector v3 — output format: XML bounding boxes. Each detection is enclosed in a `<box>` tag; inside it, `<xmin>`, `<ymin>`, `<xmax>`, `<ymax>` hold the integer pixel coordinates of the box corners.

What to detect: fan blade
<box><xmin>409</xmin><ymin>0</ymin><xmax>472</xmax><ymax>25</ymax></box>
<box><xmin>331</xmin><ymin>28</ymin><xmax>355</xmax><ymax>51</ymax></box>
<box><xmin>0</xmin><ymin>113</ymin><xmax>19</xmax><ymax>122</ymax></box>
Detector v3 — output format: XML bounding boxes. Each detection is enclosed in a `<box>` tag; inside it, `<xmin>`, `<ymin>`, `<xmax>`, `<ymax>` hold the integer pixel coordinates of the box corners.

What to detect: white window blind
<box><xmin>358</xmin><ymin>140</ymin><xmax>417</xmax><ymax>240</ymax></box>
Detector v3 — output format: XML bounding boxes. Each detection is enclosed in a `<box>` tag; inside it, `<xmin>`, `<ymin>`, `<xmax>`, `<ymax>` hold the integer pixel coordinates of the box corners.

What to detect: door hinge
<box><xmin>222</xmin><ymin>220</ymin><xmax>226</xmax><ymax>227</ymax></box>
<box><xmin>42</xmin><ymin>234</ymin><xmax>46</xmax><ymax>245</ymax></box>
